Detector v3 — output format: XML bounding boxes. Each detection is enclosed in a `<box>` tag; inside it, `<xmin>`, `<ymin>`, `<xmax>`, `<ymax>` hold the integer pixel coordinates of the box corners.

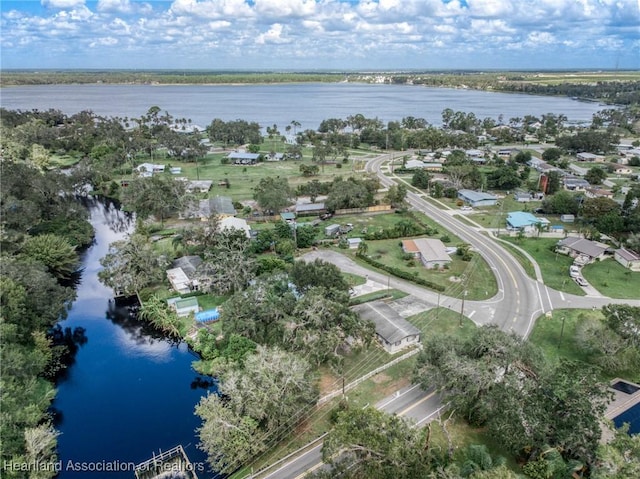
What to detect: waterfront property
<box><xmin>457</xmin><ymin>189</ymin><xmax>498</xmax><ymax>207</ymax></box>
<box><xmin>167</xmin><ymin>297</ymin><xmax>200</xmax><ymax>317</ymax></box>
<box><xmin>352</xmin><ymin>301</ymin><xmax>421</xmax><ymax>354</ymax></box>
<box><xmin>134</xmin><ymin>444</ymin><xmax>199</xmax><ymax>479</ymax></box>
<box><xmin>166</xmin><ymin>256</ymin><xmax>202</xmax><ymax>294</ymax></box>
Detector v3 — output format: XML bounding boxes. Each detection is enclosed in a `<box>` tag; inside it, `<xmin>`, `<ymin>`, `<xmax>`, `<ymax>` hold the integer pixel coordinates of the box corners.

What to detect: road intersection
<box><xmin>249</xmin><ymin>153</ymin><xmax>639</xmax><ymax>479</ymax></box>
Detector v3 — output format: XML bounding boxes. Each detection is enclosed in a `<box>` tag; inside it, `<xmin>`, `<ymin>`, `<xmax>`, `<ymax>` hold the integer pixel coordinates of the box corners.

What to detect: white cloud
<box><xmin>97</xmin><ymin>0</ymin><xmax>134</xmax><ymax>14</ymax></box>
<box><xmin>256</xmin><ymin>23</ymin><xmax>290</xmax><ymax>44</ymax></box>
<box><xmin>41</xmin><ymin>0</ymin><xmax>85</xmax><ymax>8</ymax></box>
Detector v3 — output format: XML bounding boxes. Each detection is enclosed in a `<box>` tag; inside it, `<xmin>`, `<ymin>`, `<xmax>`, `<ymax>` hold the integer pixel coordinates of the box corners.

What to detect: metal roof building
<box><xmin>352</xmin><ymin>301</ymin><xmax>421</xmax><ymax>354</ymax></box>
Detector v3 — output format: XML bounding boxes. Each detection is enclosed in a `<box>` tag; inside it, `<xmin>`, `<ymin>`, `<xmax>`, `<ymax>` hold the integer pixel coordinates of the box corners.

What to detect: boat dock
<box><xmin>134</xmin><ymin>445</ymin><xmax>199</xmax><ymax>479</ymax></box>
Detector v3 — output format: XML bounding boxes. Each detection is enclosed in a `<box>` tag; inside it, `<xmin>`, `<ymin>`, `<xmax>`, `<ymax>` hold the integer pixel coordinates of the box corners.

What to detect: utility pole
<box><xmin>558</xmin><ymin>315</ymin><xmax>566</xmax><ymax>349</ymax></box>
<box><xmin>459</xmin><ymin>290</ymin><xmax>467</xmax><ymax>327</ymax></box>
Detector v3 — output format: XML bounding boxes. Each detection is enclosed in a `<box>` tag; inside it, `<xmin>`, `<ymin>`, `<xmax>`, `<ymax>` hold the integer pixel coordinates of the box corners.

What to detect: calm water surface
<box><xmin>0</xmin><ymin>83</ymin><xmax>608</xmax><ymax>130</ymax></box>
<box><xmin>53</xmin><ymin>198</ymin><xmax>212</xmax><ymax>478</ymax></box>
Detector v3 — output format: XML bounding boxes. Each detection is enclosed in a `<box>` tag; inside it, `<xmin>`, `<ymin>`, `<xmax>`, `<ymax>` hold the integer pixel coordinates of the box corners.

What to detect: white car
<box><xmin>460</xmin><ymin>206</ymin><xmax>473</xmax><ymax>211</ymax></box>
<box><xmin>569</xmin><ymin>266</ymin><xmax>581</xmax><ymax>278</ymax></box>
<box><xmin>575</xmin><ymin>276</ymin><xmax>588</xmax><ymax>287</ymax></box>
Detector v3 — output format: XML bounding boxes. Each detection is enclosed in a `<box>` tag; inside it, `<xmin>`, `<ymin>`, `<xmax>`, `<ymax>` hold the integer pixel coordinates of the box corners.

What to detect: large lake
<box><xmin>0</xmin><ymin>83</ymin><xmax>608</xmax><ymax>130</ymax></box>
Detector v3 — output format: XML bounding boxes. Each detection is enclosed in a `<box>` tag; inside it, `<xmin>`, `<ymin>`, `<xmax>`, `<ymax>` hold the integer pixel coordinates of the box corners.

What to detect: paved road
<box><xmin>257</xmin><ymin>386</ymin><xmax>442</xmax><ymax>479</ymax></box>
<box><xmin>252</xmin><ymin>153</ymin><xmax>640</xmax><ymax>479</ymax></box>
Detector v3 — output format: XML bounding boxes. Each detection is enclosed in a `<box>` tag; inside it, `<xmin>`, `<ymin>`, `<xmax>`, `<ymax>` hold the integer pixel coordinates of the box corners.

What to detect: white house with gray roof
<box><xmin>556</xmin><ymin>237</ymin><xmax>609</xmax><ymax>262</ymax></box>
<box><xmin>352</xmin><ymin>301</ymin><xmax>421</xmax><ymax>354</ymax></box>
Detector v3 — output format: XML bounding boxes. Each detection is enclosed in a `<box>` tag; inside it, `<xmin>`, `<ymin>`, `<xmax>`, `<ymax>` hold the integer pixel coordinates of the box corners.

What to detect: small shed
<box><xmin>167</xmin><ymin>296</ymin><xmax>199</xmax><ymax>317</ymax></box>
<box><xmin>560</xmin><ymin>214</ymin><xmax>575</xmax><ymax>223</ymax></box>
<box><xmin>280</xmin><ymin>212</ymin><xmax>296</xmax><ymax>223</ymax></box>
<box><xmin>325</xmin><ymin>224</ymin><xmax>340</xmax><ymax>237</ymax></box>
<box><xmin>347</xmin><ymin>238</ymin><xmax>363</xmax><ymax>249</ymax></box>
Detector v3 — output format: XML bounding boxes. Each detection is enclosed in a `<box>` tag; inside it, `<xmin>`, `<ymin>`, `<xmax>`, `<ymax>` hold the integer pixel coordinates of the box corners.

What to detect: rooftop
<box><xmin>458</xmin><ymin>189</ymin><xmax>497</xmax><ymax>202</ymax></box>
<box><xmin>557</xmin><ymin>237</ymin><xmax>608</xmax><ymax>258</ymax></box>
<box><xmin>352</xmin><ymin>301</ymin><xmax>421</xmax><ymax>344</ymax></box>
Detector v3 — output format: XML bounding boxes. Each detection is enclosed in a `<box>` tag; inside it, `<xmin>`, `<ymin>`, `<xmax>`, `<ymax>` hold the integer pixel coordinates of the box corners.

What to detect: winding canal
<box><xmin>52</xmin><ymin>197</ymin><xmax>212</xmax><ymax>478</ymax></box>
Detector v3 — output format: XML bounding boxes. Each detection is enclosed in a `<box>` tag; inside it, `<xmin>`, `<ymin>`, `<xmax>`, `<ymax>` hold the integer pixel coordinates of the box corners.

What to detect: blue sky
<box><xmin>1</xmin><ymin>0</ymin><xmax>638</xmax><ymax>70</ymax></box>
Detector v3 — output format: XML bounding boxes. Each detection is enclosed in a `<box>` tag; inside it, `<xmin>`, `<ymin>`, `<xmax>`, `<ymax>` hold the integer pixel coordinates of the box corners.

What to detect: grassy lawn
<box><xmin>529</xmin><ymin>309</ymin><xmax>640</xmax><ymax>383</ymax></box>
<box><xmin>496</xmin><ymin>238</ymin><xmax>537</xmax><ymax>279</ymax></box>
<box><xmin>354</xmin><ymin>238</ymin><xmax>498</xmax><ymax>300</ymax></box>
<box><xmin>349</xmin><ymin>289</ymin><xmax>407</xmax><ymax>305</ymax></box>
<box><xmin>501</xmin><ymin>236</ymin><xmax>585</xmax><ymax>295</ymax></box>
<box><xmin>406</xmin><ymin>307</ymin><xmax>477</xmax><ymax>340</ymax></box>
<box><xmin>582</xmin><ymin>259</ymin><xmax>640</xmax><ymax>299</ymax></box>
<box><xmin>343</xmin><ymin>272</ymin><xmax>366</xmax><ymax>287</ymax></box>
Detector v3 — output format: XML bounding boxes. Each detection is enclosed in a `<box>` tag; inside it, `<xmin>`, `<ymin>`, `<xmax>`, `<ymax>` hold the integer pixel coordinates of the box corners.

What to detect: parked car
<box><xmin>460</xmin><ymin>206</ymin><xmax>473</xmax><ymax>211</ymax></box>
<box><xmin>569</xmin><ymin>265</ymin><xmax>581</xmax><ymax>278</ymax></box>
<box><xmin>575</xmin><ymin>277</ymin><xmax>588</xmax><ymax>287</ymax></box>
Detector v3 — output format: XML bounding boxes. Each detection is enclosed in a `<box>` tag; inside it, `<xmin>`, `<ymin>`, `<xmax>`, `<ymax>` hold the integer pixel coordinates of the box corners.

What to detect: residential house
<box><xmin>506</xmin><ymin>212</ymin><xmax>549</xmax><ymax>233</ymax></box>
<box><xmin>352</xmin><ymin>301</ymin><xmax>421</xmax><ymax>354</ymax></box>
<box><xmin>423</xmin><ymin>162</ymin><xmax>444</xmax><ymax>171</ymax></box>
<box><xmin>614</xmin><ymin>248</ymin><xmax>640</xmax><ymax>271</ymax></box>
<box><xmin>585</xmin><ymin>188</ymin><xmax>614</xmax><ymax>199</ymax></box>
<box><xmin>228</xmin><ymin>152</ymin><xmax>259</xmax><ymax>165</ymax></box>
<box><xmin>556</xmin><ymin>237</ymin><xmax>609</xmax><ymax>263</ymax></box>
<box><xmin>136</xmin><ymin>162</ymin><xmax>165</xmax><ymax>177</ymax></box>
<box><xmin>514</xmin><ymin>192</ymin><xmax>533</xmax><ymax>203</ymax></box>
<box><xmin>576</xmin><ymin>152</ymin><xmax>605</xmax><ymax>162</ymax></box>
<box><xmin>402</xmin><ymin>238</ymin><xmax>451</xmax><ymax>269</ymax></box>
<box><xmin>563</xmin><ymin>176</ymin><xmax>590</xmax><ymax>191</ymax></box>
<box><xmin>167</xmin><ymin>296</ymin><xmax>199</xmax><ymax>317</ymax></box>
<box><xmin>185</xmin><ymin>180</ymin><xmax>213</xmax><ymax>193</ymax></box>
<box><xmin>219</xmin><ymin>216</ymin><xmax>251</xmax><ymax>238</ymax></box>
<box><xmin>404</xmin><ymin>159</ymin><xmax>426</xmax><ymax>169</ymax></box>
<box><xmin>457</xmin><ymin>189</ymin><xmax>498</xmax><ymax>207</ymax></box>
<box><xmin>166</xmin><ymin>255</ymin><xmax>202</xmax><ymax>294</ymax></box>
<box><xmin>201</xmin><ymin>196</ymin><xmax>237</xmax><ymax>218</ymax></box>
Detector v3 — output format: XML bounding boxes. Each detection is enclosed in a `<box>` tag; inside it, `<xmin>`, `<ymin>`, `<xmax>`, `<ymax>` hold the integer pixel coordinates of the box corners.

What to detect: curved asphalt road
<box><xmin>250</xmin><ymin>153</ymin><xmax>639</xmax><ymax>479</ymax></box>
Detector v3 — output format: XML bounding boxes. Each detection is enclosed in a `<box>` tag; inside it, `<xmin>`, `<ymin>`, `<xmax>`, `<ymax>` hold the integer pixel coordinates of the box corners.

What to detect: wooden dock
<box><xmin>134</xmin><ymin>445</ymin><xmax>198</xmax><ymax>479</ymax></box>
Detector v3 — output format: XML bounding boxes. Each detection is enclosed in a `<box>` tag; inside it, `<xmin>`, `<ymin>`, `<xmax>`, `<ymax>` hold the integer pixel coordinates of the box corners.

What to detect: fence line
<box><xmin>318</xmin><ymin>346</ymin><xmax>421</xmax><ymax>405</ymax></box>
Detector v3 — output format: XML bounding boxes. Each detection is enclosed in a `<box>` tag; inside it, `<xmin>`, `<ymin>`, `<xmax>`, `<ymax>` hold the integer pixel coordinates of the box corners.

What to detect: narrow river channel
<box><xmin>52</xmin><ymin>197</ymin><xmax>212</xmax><ymax>478</ymax></box>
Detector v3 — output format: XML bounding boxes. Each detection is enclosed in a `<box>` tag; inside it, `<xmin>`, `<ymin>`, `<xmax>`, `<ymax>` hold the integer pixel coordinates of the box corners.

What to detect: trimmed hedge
<box><xmin>356</xmin><ymin>253</ymin><xmax>446</xmax><ymax>292</ymax></box>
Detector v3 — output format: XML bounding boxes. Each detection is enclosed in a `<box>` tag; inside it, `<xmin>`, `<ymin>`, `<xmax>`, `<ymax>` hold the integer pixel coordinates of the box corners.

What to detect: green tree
<box><xmin>98</xmin><ymin>234</ymin><xmax>169</xmax><ymax>296</ymax></box>
<box><xmin>253</xmin><ymin>176</ymin><xmax>293</xmax><ymax>214</ymax></box>
<box><xmin>542</xmin><ymin>190</ymin><xmax>579</xmax><ymax>215</ymax></box>
<box><xmin>20</xmin><ymin>234</ymin><xmax>78</xmax><ymax>280</ymax></box>
<box><xmin>120</xmin><ymin>174</ymin><xmax>188</xmax><ymax>225</ymax></box>
<box><xmin>138</xmin><ymin>294</ymin><xmax>181</xmax><ymax>337</ymax></box>
<box><xmin>542</xmin><ymin>148</ymin><xmax>562</xmax><ymax>164</ymax></box>
<box><xmin>585</xmin><ymin>167</ymin><xmax>607</xmax><ymax>185</ymax></box>
<box><xmin>581</xmin><ymin>197</ymin><xmax>620</xmax><ymax>222</ymax></box>
<box><xmin>414</xmin><ymin>326</ymin><xmax>609</xmax><ymax>465</ymax></box>
<box><xmin>411</xmin><ymin>168</ymin><xmax>431</xmax><ymax>189</ymax></box>
<box><xmin>385</xmin><ymin>183</ymin><xmax>408</xmax><ymax>208</ymax></box>
<box><xmin>290</xmin><ymin>258</ymin><xmax>350</xmax><ymax>295</ymax></box>
<box><xmin>322</xmin><ymin>407</ymin><xmax>439</xmax><ymax>479</ymax></box>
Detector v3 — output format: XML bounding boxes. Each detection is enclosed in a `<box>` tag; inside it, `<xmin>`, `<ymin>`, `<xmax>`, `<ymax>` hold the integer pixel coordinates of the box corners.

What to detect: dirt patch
<box><xmin>449</xmin><ymin>275</ymin><xmax>462</xmax><ymax>283</ymax></box>
<box><xmin>319</xmin><ymin>372</ymin><xmax>340</xmax><ymax>396</ymax></box>
<box><xmin>370</xmin><ymin>372</ymin><xmax>391</xmax><ymax>384</ymax></box>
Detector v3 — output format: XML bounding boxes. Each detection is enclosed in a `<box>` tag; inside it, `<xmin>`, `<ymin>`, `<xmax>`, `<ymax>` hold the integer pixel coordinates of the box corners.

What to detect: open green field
<box><xmin>582</xmin><ymin>259</ymin><xmax>640</xmax><ymax>299</ymax></box>
<box><xmin>529</xmin><ymin>309</ymin><xmax>640</xmax><ymax>383</ymax></box>
<box><xmin>501</xmin><ymin>236</ymin><xmax>585</xmax><ymax>295</ymax></box>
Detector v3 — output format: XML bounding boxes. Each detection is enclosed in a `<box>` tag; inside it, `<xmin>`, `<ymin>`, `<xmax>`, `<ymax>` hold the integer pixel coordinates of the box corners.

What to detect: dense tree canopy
<box><xmin>413</xmin><ymin>326</ymin><xmax>610</xmax><ymax>466</ymax></box>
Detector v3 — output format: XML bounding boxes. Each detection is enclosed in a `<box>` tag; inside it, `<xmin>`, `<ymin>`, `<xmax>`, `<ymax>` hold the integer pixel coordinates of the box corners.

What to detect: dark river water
<box><xmin>0</xmin><ymin>82</ymin><xmax>609</xmax><ymax>131</ymax></box>
<box><xmin>53</xmin><ymin>198</ymin><xmax>212</xmax><ymax>478</ymax></box>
